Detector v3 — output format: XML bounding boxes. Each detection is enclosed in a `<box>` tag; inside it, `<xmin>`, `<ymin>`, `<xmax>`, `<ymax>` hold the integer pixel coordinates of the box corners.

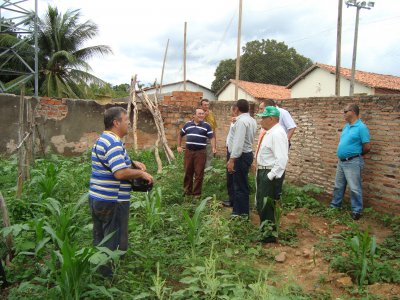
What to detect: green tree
<box><xmin>211</xmin><ymin>39</ymin><xmax>313</xmax><ymax>93</ymax></box>
<box><xmin>36</xmin><ymin>6</ymin><xmax>112</xmax><ymax>98</ymax></box>
<box><xmin>211</xmin><ymin>58</ymin><xmax>235</xmax><ymax>93</ymax></box>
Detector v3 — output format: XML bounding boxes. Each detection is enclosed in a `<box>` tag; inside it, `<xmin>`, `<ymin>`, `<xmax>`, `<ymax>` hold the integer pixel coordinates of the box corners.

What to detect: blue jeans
<box><xmin>232</xmin><ymin>152</ymin><xmax>253</xmax><ymax>216</ymax></box>
<box><xmin>330</xmin><ymin>156</ymin><xmax>364</xmax><ymax>214</ymax></box>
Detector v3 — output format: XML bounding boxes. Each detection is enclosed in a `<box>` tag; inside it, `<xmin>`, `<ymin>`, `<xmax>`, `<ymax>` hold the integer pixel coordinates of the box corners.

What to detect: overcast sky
<box><xmin>36</xmin><ymin>0</ymin><xmax>400</xmax><ymax>88</ymax></box>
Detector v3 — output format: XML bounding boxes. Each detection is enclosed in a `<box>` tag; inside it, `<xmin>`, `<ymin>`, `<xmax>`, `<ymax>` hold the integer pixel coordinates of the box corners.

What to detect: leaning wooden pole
<box><xmin>141</xmin><ymin>89</ymin><xmax>175</xmax><ymax>163</ymax></box>
<box><xmin>127</xmin><ymin>75</ymin><xmax>138</xmax><ymax>151</ymax></box>
<box><xmin>0</xmin><ymin>192</ymin><xmax>14</xmax><ymax>260</ymax></box>
<box><xmin>17</xmin><ymin>86</ymin><xmax>26</xmax><ymax>198</ymax></box>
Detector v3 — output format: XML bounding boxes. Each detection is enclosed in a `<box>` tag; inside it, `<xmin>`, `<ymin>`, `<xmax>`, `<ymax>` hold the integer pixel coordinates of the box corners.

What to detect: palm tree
<box><xmin>37</xmin><ymin>6</ymin><xmax>112</xmax><ymax>98</ymax></box>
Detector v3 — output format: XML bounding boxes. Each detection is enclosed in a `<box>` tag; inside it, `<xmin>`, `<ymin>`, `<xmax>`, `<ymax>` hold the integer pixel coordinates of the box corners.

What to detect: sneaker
<box><xmin>351</xmin><ymin>212</ymin><xmax>362</xmax><ymax>220</ymax></box>
<box><xmin>222</xmin><ymin>200</ymin><xmax>233</xmax><ymax>207</ymax></box>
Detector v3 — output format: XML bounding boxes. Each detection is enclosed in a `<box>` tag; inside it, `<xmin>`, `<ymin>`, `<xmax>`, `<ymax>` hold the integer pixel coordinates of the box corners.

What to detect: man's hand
<box><xmin>141</xmin><ymin>171</ymin><xmax>153</xmax><ymax>184</ymax></box>
<box><xmin>227</xmin><ymin>158</ymin><xmax>235</xmax><ymax>173</ymax></box>
<box><xmin>212</xmin><ymin>147</ymin><xmax>217</xmax><ymax>154</ymax></box>
<box><xmin>177</xmin><ymin>146</ymin><xmax>183</xmax><ymax>153</ymax></box>
<box><xmin>133</xmin><ymin>161</ymin><xmax>146</xmax><ymax>171</ymax></box>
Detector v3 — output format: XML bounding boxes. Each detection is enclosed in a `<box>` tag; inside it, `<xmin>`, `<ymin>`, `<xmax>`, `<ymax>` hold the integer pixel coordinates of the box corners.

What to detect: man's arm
<box><xmin>211</xmin><ymin>135</ymin><xmax>216</xmax><ymax>154</ymax></box>
<box><xmin>362</xmin><ymin>142</ymin><xmax>371</xmax><ymax>155</ymax></box>
<box><xmin>114</xmin><ymin>168</ymin><xmax>153</xmax><ymax>183</ymax></box>
<box><xmin>287</xmin><ymin>127</ymin><xmax>296</xmax><ymax>141</ymax></box>
<box><xmin>177</xmin><ymin>134</ymin><xmax>183</xmax><ymax>153</ymax></box>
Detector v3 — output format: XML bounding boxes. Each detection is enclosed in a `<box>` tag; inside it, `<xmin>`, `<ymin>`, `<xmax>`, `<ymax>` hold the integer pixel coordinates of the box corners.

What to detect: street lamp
<box><xmin>346</xmin><ymin>1</ymin><xmax>375</xmax><ymax>96</ymax></box>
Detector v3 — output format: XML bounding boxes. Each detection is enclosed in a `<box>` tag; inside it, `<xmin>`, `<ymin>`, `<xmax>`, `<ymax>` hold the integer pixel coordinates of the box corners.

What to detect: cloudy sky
<box><xmin>35</xmin><ymin>0</ymin><xmax>400</xmax><ymax>88</ymax></box>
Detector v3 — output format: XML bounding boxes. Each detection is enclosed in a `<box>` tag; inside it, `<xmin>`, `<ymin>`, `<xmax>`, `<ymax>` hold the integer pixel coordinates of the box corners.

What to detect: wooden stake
<box><xmin>127</xmin><ymin>75</ymin><xmax>138</xmax><ymax>151</ymax></box>
<box><xmin>17</xmin><ymin>86</ymin><xmax>26</xmax><ymax>198</ymax></box>
<box><xmin>0</xmin><ymin>192</ymin><xmax>14</xmax><ymax>259</ymax></box>
<box><xmin>154</xmin><ymin>136</ymin><xmax>163</xmax><ymax>174</ymax></box>
<box><xmin>141</xmin><ymin>89</ymin><xmax>175</xmax><ymax>163</ymax></box>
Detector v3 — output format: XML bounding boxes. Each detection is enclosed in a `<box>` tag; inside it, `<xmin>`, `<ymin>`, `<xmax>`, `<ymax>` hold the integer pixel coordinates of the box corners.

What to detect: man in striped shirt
<box><xmin>89</xmin><ymin>107</ymin><xmax>153</xmax><ymax>276</ymax></box>
<box><xmin>177</xmin><ymin>108</ymin><xmax>215</xmax><ymax>197</ymax></box>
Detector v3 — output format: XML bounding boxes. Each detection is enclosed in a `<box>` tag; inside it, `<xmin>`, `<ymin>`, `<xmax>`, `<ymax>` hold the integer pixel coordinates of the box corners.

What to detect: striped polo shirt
<box><xmin>89</xmin><ymin>131</ymin><xmax>132</xmax><ymax>202</ymax></box>
<box><xmin>181</xmin><ymin>120</ymin><xmax>213</xmax><ymax>150</ymax></box>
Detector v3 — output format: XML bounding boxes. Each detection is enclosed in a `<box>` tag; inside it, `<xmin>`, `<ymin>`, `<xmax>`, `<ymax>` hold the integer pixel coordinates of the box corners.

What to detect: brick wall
<box><xmin>1</xmin><ymin>93</ymin><xmax>399</xmax><ymax>213</ymax></box>
<box><xmin>278</xmin><ymin>95</ymin><xmax>400</xmax><ymax>213</ymax></box>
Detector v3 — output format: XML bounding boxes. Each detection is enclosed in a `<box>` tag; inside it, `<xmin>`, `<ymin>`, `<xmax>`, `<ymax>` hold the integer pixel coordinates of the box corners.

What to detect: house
<box><xmin>216</xmin><ymin>79</ymin><xmax>290</xmax><ymax>102</ymax></box>
<box><xmin>287</xmin><ymin>63</ymin><xmax>400</xmax><ymax>98</ymax></box>
<box><xmin>137</xmin><ymin>79</ymin><xmax>216</xmax><ymax>100</ymax></box>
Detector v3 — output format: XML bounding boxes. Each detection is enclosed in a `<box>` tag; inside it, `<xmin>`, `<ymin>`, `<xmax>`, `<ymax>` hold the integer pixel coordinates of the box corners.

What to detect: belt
<box><xmin>257</xmin><ymin>166</ymin><xmax>272</xmax><ymax>170</ymax></box>
<box><xmin>340</xmin><ymin>155</ymin><xmax>360</xmax><ymax>162</ymax></box>
<box><xmin>187</xmin><ymin>148</ymin><xmax>206</xmax><ymax>151</ymax></box>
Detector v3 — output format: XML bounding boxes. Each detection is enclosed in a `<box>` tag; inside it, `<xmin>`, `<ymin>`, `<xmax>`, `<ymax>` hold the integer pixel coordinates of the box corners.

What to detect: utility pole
<box><xmin>346</xmin><ymin>0</ymin><xmax>374</xmax><ymax>96</ymax></box>
<box><xmin>183</xmin><ymin>22</ymin><xmax>187</xmax><ymax>91</ymax></box>
<box><xmin>235</xmin><ymin>0</ymin><xmax>242</xmax><ymax>101</ymax></box>
<box><xmin>160</xmin><ymin>39</ymin><xmax>169</xmax><ymax>96</ymax></box>
<box><xmin>335</xmin><ymin>0</ymin><xmax>343</xmax><ymax>96</ymax></box>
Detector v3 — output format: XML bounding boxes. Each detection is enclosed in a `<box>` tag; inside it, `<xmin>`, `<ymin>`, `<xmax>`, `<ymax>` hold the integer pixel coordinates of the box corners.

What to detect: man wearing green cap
<box><xmin>255</xmin><ymin>106</ymin><xmax>289</xmax><ymax>243</ymax></box>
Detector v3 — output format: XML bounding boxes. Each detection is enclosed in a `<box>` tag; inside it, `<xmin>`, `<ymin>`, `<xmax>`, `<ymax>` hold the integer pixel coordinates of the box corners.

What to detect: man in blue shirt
<box><xmin>177</xmin><ymin>108</ymin><xmax>215</xmax><ymax>197</ymax></box>
<box><xmin>330</xmin><ymin>104</ymin><xmax>371</xmax><ymax>220</ymax></box>
<box><xmin>90</xmin><ymin>107</ymin><xmax>153</xmax><ymax>276</ymax></box>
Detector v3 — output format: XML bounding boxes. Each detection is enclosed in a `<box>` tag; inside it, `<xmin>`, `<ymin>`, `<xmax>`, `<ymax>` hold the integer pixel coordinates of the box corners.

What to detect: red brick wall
<box><xmin>278</xmin><ymin>95</ymin><xmax>400</xmax><ymax>213</ymax></box>
<box><xmin>35</xmin><ymin>97</ymin><xmax>68</xmax><ymax>120</ymax></box>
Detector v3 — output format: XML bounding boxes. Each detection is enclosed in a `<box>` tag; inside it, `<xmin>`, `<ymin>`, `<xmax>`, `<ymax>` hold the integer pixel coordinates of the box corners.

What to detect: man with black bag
<box><xmin>89</xmin><ymin>107</ymin><xmax>153</xmax><ymax>277</ymax></box>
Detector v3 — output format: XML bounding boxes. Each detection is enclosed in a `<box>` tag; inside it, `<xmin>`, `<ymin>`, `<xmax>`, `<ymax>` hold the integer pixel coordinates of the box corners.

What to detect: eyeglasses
<box><xmin>343</xmin><ymin>110</ymin><xmax>352</xmax><ymax>113</ymax></box>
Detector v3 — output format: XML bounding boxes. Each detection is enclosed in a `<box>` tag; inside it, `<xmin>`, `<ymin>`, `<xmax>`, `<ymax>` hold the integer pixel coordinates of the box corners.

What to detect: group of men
<box><xmin>89</xmin><ymin>100</ymin><xmax>370</xmax><ymax>276</ymax></box>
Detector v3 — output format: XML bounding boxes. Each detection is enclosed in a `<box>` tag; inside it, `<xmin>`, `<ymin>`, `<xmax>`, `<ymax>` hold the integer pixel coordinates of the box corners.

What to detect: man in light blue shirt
<box><xmin>227</xmin><ymin>99</ymin><xmax>257</xmax><ymax>216</ymax></box>
<box><xmin>330</xmin><ymin>104</ymin><xmax>371</xmax><ymax>220</ymax></box>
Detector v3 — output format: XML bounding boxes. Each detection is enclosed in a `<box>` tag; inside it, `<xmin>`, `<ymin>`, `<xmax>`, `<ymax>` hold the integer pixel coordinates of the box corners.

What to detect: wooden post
<box><xmin>17</xmin><ymin>86</ymin><xmax>26</xmax><ymax>198</ymax></box>
<box><xmin>0</xmin><ymin>192</ymin><xmax>14</xmax><ymax>259</ymax></box>
<box><xmin>235</xmin><ymin>0</ymin><xmax>243</xmax><ymax>101</ymax></box>
<box><xmin>335</xmin><ymin>0</ymin><xmax>343</xmax><ymax>96</ymax></box>
<box><xmin>127</xmin><ymin>75</ymin><xmax>138</xmax><ymax>151</ymax></box>
<box><xmin>25</xmin><ymin>98</ymin><xmax>34</xmax><ymax>180</ymax></box>
<box><xmin>160</xmin><ymin>39</ymin><xmax>169</xmax><ymax>96</ymax></box>
<box><xmin>183</xmin><ymin>22</ymin><xmax>187</xmax><ymax>91</ymax></box>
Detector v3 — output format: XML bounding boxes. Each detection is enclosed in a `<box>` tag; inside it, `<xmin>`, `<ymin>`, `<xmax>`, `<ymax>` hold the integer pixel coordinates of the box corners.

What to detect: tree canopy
<box><xmin>211</xmin><ymin>39</ymin><xmax>313</xmax><ymax>93</ymax></box>
<box><xmin>0</xmin><ymin>6</ymin><xmax>112</xmax><ymax>98</ymax></box>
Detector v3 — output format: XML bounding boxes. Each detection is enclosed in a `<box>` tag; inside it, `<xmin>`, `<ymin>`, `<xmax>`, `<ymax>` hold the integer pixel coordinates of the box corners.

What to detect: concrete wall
<box><xmin>1</xmin><ymin>92</ymin><xmax>399</xmax><ymax>213</ymax></box>
<box><xmin>291</xmin><ymin>68</ymin><xmax>372</xmax><ymax>98</ymax></box>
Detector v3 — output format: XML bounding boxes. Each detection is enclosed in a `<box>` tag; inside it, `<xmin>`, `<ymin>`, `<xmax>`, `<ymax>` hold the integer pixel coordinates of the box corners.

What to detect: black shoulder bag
<box><xmin>94</xmin><ymin>142</ymin><xmax>153</xmax><ymax>192</ymax></box>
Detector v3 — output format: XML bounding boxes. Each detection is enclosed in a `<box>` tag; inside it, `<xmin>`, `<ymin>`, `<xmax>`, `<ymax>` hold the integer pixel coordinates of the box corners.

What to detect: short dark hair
<box><xmin>235</xmin><ymin>99</ymin><xmax>249</xmax><ymax>113</ymax></box>
<box><xmin>200</xmin><ymin>98</ymin><xmax>209</xmax><ymax>105</ymax></box>
<box><xmin>348</xmin><ymin>104</ymin><xmax>360</xmax><ymax>116</ymax></box>
<box><xmin>260</xmin><ymin>99</ymin><xmax>276</xmax><ymax>107</ymax></box>
<box><xmin>104</xmin><ymin>107</ymin><xmax>127</xmax><ymax>130</ymax></box>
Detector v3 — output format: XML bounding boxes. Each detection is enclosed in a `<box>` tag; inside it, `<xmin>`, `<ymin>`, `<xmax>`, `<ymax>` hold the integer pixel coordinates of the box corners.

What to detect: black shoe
<box><xmin>261</xmin><ymin>236</ymin><xmax>277</xmax><ymax>243</ymax></box>
<box><xmin>351</xmin><ymin>212</ymin><xmax>362</xmax><ymax>220</ymax></box>
<box><xmin>222</xmin><ymin>200</ymin><xmax>233</xmax><ymax>207</ymax></box>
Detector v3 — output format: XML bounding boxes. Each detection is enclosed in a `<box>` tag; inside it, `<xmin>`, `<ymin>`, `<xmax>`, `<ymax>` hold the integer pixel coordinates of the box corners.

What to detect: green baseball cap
<box><xmin>256</xmin><ymin>106</ymin><xmax>280</xmax><ymax>118</ymax></box>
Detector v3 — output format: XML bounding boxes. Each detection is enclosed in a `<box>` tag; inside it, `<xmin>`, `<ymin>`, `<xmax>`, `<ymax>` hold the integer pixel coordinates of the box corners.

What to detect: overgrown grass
<box><xmin>1</xmin><ymin>151</ymin><xmax>399</xmax><ymax>299</ymax></box>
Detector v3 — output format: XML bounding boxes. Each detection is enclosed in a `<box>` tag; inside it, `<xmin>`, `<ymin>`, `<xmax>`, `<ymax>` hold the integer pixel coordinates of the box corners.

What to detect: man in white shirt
<box><xmin>256</xmin><ymin>106</ymin><xmax>289</xmax><ymax>243</ymax></box>
<box><xmin>260</xmin><ymin>99</ymin><xmax>296</xmax><ymax>146</ymax></box>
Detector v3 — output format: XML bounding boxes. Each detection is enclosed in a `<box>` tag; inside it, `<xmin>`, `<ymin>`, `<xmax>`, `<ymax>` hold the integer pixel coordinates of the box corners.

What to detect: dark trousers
<box><xmin>256</xmin><ymin>169</ymin><xmax>285</xmax><ymax>236</ymax></box>
<box><xmin>184</xmin><ymin>149</ymin><xmax>206</xmax><ymax>196</ymax></box>
<box><xmin>226</xmin><ymin>149</ymin><xmax>234</xmax><ymax>203</ymax></box>
<box><xmin>232</xmin><ymin>152</ymin><xmax>253</xmax><ymax>216</ymax></box>
<box><xmin>89</xmin><ymin>198</ymin><xmax>129</xmax><ymax>276</ymax></box>
<box><xmin>89</xmin><ymin>198</ymin><xmax>130</xmax><ymax>251</ymax></box>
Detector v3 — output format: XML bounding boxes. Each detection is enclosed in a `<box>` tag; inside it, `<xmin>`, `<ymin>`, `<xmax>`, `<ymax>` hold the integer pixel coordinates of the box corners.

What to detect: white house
<box><xmin>138</xmin><ymin>79</ymin><xmax>216</xmax><ymax>100</ymax></box>
<box><xmin>216</xmin><ymin>79</ymin><xmax>290</xmax><ymax>102</ymax></box>
<box><xmin>287</xmin><ymin>63</ymin><xmax>400</xmax><ymax>98</ymax></box>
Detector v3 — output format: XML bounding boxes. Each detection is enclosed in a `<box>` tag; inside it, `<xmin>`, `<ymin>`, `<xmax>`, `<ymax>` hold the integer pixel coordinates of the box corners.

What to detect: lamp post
<box><xmin>346</xmin><ymin>1</ymin><xmax>374</xmax><ymax>96</ymax></box>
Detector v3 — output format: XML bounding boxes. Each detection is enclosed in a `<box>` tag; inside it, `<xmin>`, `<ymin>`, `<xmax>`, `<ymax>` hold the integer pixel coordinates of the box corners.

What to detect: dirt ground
<box><xmin>248</xmin><ymin>207</ymin><xmax>400</xmax><ymax>299</ymax></box>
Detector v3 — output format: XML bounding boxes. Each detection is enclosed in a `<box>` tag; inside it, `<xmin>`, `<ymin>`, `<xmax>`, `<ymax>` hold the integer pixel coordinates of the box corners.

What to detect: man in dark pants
<box><xmin>227</xmin><ymin>99</ymin><xmax>257</xmax><ymax>216</ymax></box>
<box><xmin>177</xmin><ymin>108</ymin><xmax>215</xmax><ymax>198</ymax></box>
<box><xmin>89</xmin><ymin>107</ymin><xmax>153</xmax><ymax>276</ymax></box>
<box><xmin>256</xmin><ymin>106</ymin><xmax>288</xmax><ymax>243</ymax></box>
